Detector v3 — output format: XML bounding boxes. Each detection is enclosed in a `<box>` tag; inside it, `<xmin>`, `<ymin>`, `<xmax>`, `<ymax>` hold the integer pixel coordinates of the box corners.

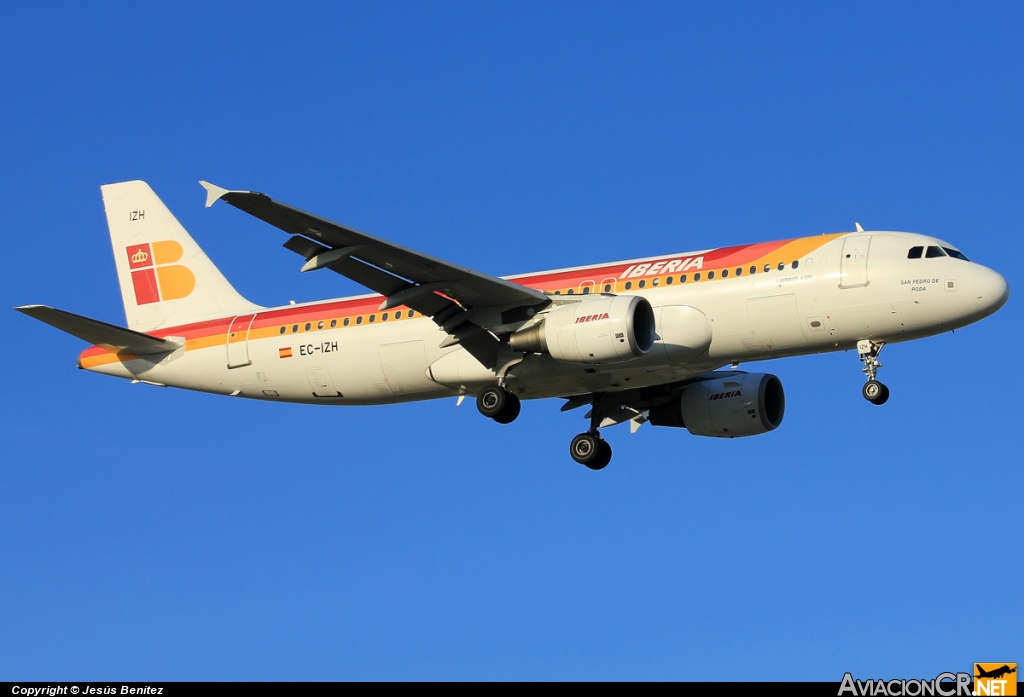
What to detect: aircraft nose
<box><xmin>974</xmin><ymin>266</ymin><xmax>1010</xmax><ymax>314</ymax></box>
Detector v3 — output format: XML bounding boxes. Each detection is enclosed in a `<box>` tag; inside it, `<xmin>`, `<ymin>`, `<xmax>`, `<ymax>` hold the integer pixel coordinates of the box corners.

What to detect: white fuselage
<box><xmin>82</xmin><ymin>231</ymin><xmax>1008</xmax><ymax>404</ymax></box>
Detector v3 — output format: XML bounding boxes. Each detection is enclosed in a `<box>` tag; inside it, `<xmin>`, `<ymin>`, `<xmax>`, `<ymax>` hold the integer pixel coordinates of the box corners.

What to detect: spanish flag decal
<box><xmin>279</xmin><ymin>347</ymin><xmax>293</xmax><ymax>358</ymax></box>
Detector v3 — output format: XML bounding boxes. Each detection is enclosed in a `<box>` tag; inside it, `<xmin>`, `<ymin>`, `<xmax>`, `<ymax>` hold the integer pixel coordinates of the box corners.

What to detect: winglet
<box><xmin>855</xmin><ymin>222</ymin><xmax>865</xmax><ymax>232</ymax></box>
<box><xmin>199</xmin><ymin>180</ymin><xmax>232</xmax><ymax>208</ymax></box>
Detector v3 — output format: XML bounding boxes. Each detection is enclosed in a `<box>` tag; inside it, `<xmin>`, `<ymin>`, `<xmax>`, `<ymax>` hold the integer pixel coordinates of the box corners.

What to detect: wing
<box><xmin>201</xmin><ymin>181</ymin><xmax>550</xmax><ymax>367</ymax></box>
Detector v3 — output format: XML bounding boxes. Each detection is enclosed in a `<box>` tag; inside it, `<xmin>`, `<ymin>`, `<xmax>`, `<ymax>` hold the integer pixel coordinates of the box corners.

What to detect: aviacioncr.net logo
<box><xmin>839</xmin><ymin>672</ymin><xmax>973</xmax><ymax>697</ymax></box>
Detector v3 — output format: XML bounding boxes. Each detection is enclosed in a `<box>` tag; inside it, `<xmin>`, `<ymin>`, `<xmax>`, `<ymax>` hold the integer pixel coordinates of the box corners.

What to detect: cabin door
<box><xmin>226</xmin><ymin>314</ymin><xmax>256</xmax><ymax>368</ymax></box>
<box><xmin>840</xmin><ymin>235</ymin><xmax>871</xmax><ymax>288</ymax></box>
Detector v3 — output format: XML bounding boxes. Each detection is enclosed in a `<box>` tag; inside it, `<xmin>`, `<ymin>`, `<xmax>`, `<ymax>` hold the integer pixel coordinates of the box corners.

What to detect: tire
<box><xmin>586</xmin><ymin>440</ymin><xmax>612</xmax><ymax>470</ymax></box>
<box><xmin>570</xmin><ymin>432</ymin><xmax>604</xmax><ymax>466</ymax></box>
<box><xmin>863</xmin><ymin>380</ymin><xmax>885</xmax><ymax>404</ymax></box>
<box><xmin>492</xmin><ymin>392</ymin><xmax>521</xmax><ymax>424</ymax></box>
<box><xmin>477</xmin><ymin>386</ymin><xmax>507</xmax><ymax>418</ymax></box>
<box><xmin>873</xmin><ymin>383</ymin><xmax>890</xmax><ymax>405</ymax></box>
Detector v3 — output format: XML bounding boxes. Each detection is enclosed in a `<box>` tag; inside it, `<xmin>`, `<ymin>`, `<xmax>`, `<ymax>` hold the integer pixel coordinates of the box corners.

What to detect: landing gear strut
<box><xmin>476</xmin><ymin>385</ymin><xmax>521</xmax><ymax>424</ymax></box>
<box><xmin>858</xmin><ymin>339</ymin><xmax>889</xmax><ymax>405</ymax></box>
<box><xmin>569</xmin><ymin>393</ymin><xmax>613</xmax><ymax>470</ymax></box>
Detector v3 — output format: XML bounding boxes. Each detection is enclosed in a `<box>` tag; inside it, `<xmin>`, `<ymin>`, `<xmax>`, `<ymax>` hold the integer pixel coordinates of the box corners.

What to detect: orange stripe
<box><xmin>78</xmin><ymin>234</ymin><xmax>842</xmax><ymax>368</ymax></box>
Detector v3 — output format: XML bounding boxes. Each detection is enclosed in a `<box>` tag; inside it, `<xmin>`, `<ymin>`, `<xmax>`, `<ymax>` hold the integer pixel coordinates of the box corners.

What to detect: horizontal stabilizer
<box><xmin>14</xmin><ymin>305</ymin><xmax>182</xmax><ymax>354</ymax></box>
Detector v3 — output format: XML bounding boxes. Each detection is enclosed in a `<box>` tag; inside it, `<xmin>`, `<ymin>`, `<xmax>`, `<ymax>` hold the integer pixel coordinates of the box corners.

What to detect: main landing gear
<box><xmin>569</xmin><ymin>393</ymin><xmax>613</xmax><ymax>470</ymax></box>
<box><xmin>858</xmin><ymin>339</ymin><xmax>890</xmax><ymax>405</ymax></box>
<box><xmin>476</xmin><ymin>385</ymin><xmax>521</xmax><ymax>424</ymax></box>
<box><xmin>569</xmin><ymin>432</ymin><xmax>612</xmax><ymax>470</ymax></box>
<box><xmin>476</xmin><ymin>386</ymin><xmax>614</xmax><ymax>470</ymax></box>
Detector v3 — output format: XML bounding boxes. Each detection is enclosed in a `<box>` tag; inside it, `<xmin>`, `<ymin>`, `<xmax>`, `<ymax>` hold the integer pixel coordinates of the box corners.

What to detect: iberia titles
<box><xmin>618</xmin><ymin>256</ymin><xmax>704</xmax><ymax>279</ymax></box>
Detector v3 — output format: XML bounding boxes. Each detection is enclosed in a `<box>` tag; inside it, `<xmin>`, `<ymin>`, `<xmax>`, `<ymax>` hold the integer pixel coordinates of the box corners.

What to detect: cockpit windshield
<box><xmin>910</xmin><ymin>245</ymin><xmax>971</xmax><ymax>261</ymax></box>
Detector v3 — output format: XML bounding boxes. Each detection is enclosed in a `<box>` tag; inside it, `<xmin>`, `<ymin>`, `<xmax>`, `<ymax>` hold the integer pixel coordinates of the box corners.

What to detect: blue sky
<box><xmin>1</xmin><ymin>1</ymin><xmax>1020</xmax><ymax>680</ymax></box>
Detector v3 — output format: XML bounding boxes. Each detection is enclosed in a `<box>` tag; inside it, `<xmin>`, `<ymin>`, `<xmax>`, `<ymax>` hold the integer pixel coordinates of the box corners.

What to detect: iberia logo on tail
<box><xmin>125</xmin><ymin>241</ymin><xmax>195</xmax><ymax>305</ymax></box>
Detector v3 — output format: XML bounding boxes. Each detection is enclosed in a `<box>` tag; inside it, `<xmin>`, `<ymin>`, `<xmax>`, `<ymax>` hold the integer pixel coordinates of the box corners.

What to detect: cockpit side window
<box><xmin>907</xmin><ymin>246</ymin><xmax>923</xmax><ymax>259</ymax></box>
<box><xmin>942</xmin><ymin>247</ymin><xmax>970</xmax><ymax>261</ymax></box>
<box><xmin>925</xmin><ymin>246</ymin><xmax>947</xmax><ymax>258</ymax></box>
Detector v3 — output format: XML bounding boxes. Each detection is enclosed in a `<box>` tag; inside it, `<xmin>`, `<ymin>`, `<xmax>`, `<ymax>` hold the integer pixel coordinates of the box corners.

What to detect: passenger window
<box><xmin>777</xmin><ymin>262</ymin><xmax>785</xmax><ymax>271</ymax></box>
<box><xmin>356</xmin><ymin>316</ymin><xmax>362</xmax><ymax>325</ymax></box>
<box><xmin>624</xmin><ymin>282</ymin><xmax>632</xmax><ymax>290</ymax></box>
<box><xmin>707</xmin><ymin>271</ymin><xmax>715</xmax><ymax>280</ymax></box>
<box><xmin>750</xmin><ymin>266</ymin><xmax>756</xmax><ymax>275</ymax></box>
<box><xmin>652</xmin><ymin>278</ymin><xmax>659</xmax><ymax>286</ymax></box>
<box><xmin>693</xmin><ymin>273</ymin><xmax>701</xmax><ymax>281</ymax></box>
<box><xmin>279</xmin><ymin>326</ymin><xmax>286</xmax><ymax>334</ymax></box>
<box><xmin>736</xmin><ymin>267</ymin><xmax>742</xmax><ymax>276</ymax></box>
<box><xmin>330</xmin><ymin>319</ymin><xmax>337</xmax><ymax>328</ymax></box>
<box><xmin>344</xmin><ymin>318</ymin><xmax>350</xmax><ymax>326</ymax></box>
<box><xmin>943</xmin><ymin>247</ymin><xmax>970</xmax><ymax>261</ymax></box>
<box><xmin>792</xmin><ymin>260</ymin><xmax>799</xmax><ymax>269</ymax></box>
<box><xmin>369</xmin><ymin>315</ymin><xmax>376</xmax><ymax>323</ymax></box>
<box><xmin>567</xmin><ymin>289</ymin><xmax>574</xmax><ymax>295</ymax></box>
<box><xmin>722</xmin><ymin>269</ymin><xmax>729</xmax><ymax>278</ymax></box>
<box><xmin>292</xmin><ymin>325</ymin><xmax>298</xmax><ymax>333</ymax></box>
<box><xmin>637</xmin><ymin>280</ymin><xmax>645</xmax><ymax>288</ymax></box>
<box><xmin>382</xmin><ymin>313</ymin><xmax>389</xmax><ymax>321</ymax></box>
<box><xmin>604</xmin><ymin>284</ymin><xmax>612</xmax><ymax>292</ymax></box>
<box><xmin>665</xmin><ymin>277</ymin><xmax>673</xmax><ymax>285</ymax></box>
<box><xmin>908</xmin><ymin>246</ymin><xmax>923</xmax><ymax>259</ymax></box>
<box><xmin>680</xmin><ymin>275</ymin><xmax>686</xmax><ymax>283</ymax></box>
<box><xmin>926</xmin><ymin>246</ymin><xmax>947</xmax><ymax>258</ymax></box>
<box><xmin>317</xmin><ymin>321</ymin><xmax>324</xmax><ymax>330</ymax></box>
<box><xmin>764</xmin><ymin>264</ymin><xmax>771</xmax><ymax>273</ymax></box>
<box><xmin>554</xmin><ymin>290</ymin><xmax>561</xmax><ymax>295</ymax></box>
<box><xmin>304</xmin><ymin>323</ymin><xmax>311</xmax><ymax>331</ymax></box>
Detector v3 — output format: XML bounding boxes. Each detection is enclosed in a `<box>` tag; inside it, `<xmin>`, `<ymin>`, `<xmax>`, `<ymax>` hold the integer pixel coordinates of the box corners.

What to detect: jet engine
<box><xmin>509</xmin><ymin>295</ymin><xmax>656</xmax><ymax>364</ymax></box>
<box><xmin>648</xmin><ymin>373</ymin><xmax>785</xmax><ymax>437</ymax></box>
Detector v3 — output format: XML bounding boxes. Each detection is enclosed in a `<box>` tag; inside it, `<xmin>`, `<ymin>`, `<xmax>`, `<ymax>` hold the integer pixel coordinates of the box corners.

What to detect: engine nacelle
<box><xmin>509</xmin><ymin>295</ymin><xmax>655</xmax><ymax>364</ymax></box>
<box><xmin>649</xmin><ymin>373</ymin><xmax>785</xmax><ymax>437</ymax></box>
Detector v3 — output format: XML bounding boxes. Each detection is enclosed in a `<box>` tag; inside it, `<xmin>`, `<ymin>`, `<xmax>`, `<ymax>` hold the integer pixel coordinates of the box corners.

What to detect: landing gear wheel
<box><xmin>477</xmin><ymin>386</ymin><xmax>521</xmax><ymax>423</ymax></box>
<box><xmin>492</xmin><ymin>392</ymin><xmax>521</xmax><ymax>424</ymax></box>
<box><xmin>862</xmin><ymin>380</ymin><xmax>890</xmax><ymax>405</ymax></box>
<box><xmin>569</xmin><ymin>433</ymin><xmax>612</xmax><ymax>470</ymax></box>
<box><xmin>477</xmin><ymin>386</ymin><xmax>508</xmax><ymax>418</ymax></box>
<box><xmin>591</xmin><ymin>440</ymin><xmax>612</xmax><ymax>470</ymax></box>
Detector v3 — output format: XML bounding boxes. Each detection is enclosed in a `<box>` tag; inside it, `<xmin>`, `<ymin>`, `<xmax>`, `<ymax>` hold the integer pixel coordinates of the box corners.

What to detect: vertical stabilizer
<box><xmin>101</xmin><ymin>180</ymin><xmax>261</xmax><ymax>331</ymax></box>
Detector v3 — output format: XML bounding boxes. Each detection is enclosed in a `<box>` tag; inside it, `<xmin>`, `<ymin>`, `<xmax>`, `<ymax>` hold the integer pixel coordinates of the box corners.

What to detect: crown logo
<box><xmin>131</xmin><ymin>249</ymin><xmax>149</xmax><ymax>264</ymax></box>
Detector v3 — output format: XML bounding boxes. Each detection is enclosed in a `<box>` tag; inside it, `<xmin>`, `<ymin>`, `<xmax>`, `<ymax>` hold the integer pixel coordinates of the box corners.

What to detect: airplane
<box><xmin>15</xmin><ymin>180</ymin><xmax>1009</xmax><ymax>470</ymax></box>
<box><xmin>976</xmin><ymin>665</ymin><xmax>1016</xmax><ymax>680</ymax></box>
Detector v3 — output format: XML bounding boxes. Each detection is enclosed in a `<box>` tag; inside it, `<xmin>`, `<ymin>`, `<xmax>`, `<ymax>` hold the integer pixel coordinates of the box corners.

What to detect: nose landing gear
<box><xmin>858</xmin><ymin>339</ymin><xmax>889</xmax><ymax>405</ymax></box>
